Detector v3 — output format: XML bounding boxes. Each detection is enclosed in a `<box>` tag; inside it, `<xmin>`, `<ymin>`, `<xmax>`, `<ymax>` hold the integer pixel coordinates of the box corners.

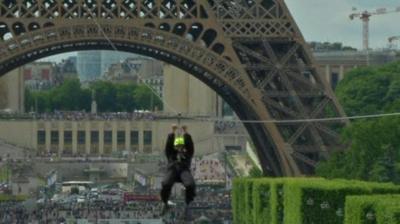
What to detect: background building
<box><xmin>77</xmin><ymin>51</ymin><xmax>101</xmax><ymax>82</ymax></box>
<box><xmin>314</xmin><ymin>50</ymin><xmax>399</xmax><ymax>89</ymax></box>
<box><xmin>103</xmin><ymin>57</ymin><xmax>163</xmax><ymax>85</ymax></box>
<box><xmin>163</xmin><ymin>64</ymin><xmax>223</xmax><ymax>117</ymax></box>
<box><xmin>77</xmin><ymin>51</ymin><xmax>135</xmax><ymax>82</ymax></box>
<box><xmin>139</xmin><ymin>75</ymin><xmax>164</xmax><ymax>98</ymax></box>
<box><xmin>0</xmin><ymin>68</ymin><xmax>25</xmax><ymax>113</ymax></box>
<box><xmin>0</xmin><ymin>117</ymin><xmax>247</xmax><ymax>157</ymax></box>
<box><xmin>23</xmin><ymin>62</ymin><xmax>55</xmax><ymax>90</ymax></box>
<box><xmin>53</xmin><ymin>56</ymin><xmax>78</xmax><ymax>84</ymax></box>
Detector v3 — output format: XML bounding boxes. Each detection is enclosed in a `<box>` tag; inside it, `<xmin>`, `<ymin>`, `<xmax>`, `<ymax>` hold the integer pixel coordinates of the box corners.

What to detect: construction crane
<box><xmin>388</xmin><ymin>36</ymin><xmax>400</xmax><ymax>49</ymax></box>
<box><xmin>350</xmin><ymin>6</ymin><xmax>400</xmax><ymax>51</ymax></box>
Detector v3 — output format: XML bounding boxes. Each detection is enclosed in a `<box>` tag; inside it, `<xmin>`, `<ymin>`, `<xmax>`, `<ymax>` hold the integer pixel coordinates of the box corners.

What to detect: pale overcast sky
<box><xmin>285</xmin><ymin>0</ymin><xmax>400</xmax><ymax>49</ymax></box>
<box><xmin>44</xmin><ymin>0</ymin><xmax>400</xmax><ymax>62</ymax></box>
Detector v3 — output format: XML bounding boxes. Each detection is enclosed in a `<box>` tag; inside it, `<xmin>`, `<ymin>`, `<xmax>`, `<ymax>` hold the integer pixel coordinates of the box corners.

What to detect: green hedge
<box><xmin>232</xmin><ymin>178</ymin><xmax>400</xmax><ymax>224</ymax></box>
<box><xmin>345</xmin><ymin>195</ymin><xmax>400</xmax><ymax>224</ymax></box>
<box><xmin>232</xmin><ymin>178</ymin><xmax>248</xmax><ymax>224</ymax></box>
<box><xmin>244</xmin><ymin>178</ymin><xmax>255</xmax><ymax>224</ymax></box>
<box><xmin>0</xmin><ymin>194</ymin><xmax>28</xmax><ymax>202</ymax></box>
<box><xmin>234</xmin><ymin>178</ymin><xmax>325</xmax><ymax>224</ymax></box>
<box><xmin>283</xmin><ymin>179</ymin><xmax>400</xmax><ymax>224</ymax></box>
<box><xmin>251</xmin><ymin>178</ymin><xmax>322</xmax><ymax>224</ymax></box>
<box><xmin>232</xmin><ymin>178</ymin><xmax>259</xmax><ymax>224</ymax></box>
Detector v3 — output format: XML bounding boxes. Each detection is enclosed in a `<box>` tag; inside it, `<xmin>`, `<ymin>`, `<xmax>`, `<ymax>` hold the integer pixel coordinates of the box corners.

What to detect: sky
<box><xmin>44</xmin><ymin>0</ymin><xmax>400</xmax><ymax>62</ymax></box>
<box><xmin>285</xmin><ymin>0</ymin><xmax>400</xmax><ymax>49</ymax></box>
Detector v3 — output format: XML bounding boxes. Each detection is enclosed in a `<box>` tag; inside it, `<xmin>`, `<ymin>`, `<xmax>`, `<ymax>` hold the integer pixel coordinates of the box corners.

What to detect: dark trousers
<box><xmin>160</xmin><ymin>165</ymin><xmax>196</xmax><ymax>205</ymax></box>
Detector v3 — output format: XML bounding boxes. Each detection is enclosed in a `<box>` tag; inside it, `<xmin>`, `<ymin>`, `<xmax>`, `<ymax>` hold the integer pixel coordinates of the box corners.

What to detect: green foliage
<box><xmin>252</xmin><ymin>180</ymin><xmax>272</xmax><ymax>224</ymax></box>
<box><xmin>70</xmin><ymin>187</ymin><xmax>79</xmax><ymax>195</ymax></box>
<box><xmin>232</xmin><ymin>178</ymin><xmax>400</xmax><ymax>224</ymax></box>
<box><xmin>283</xmin><ymin>179</ymin><xmax>400</xmax><ymax>224</ymax></box>
<box><xmin>52</xmin><ymin>79</ymin><xmax>91</xmax><ymax>111</ymax></box>
<box><xmin>252</xmin><ymin>178</ymin><xmax>292</xmax><ymax>224</ymax></box>
<box><xmin>25</xmin><ymin>79</ymin><xmax>162</xmax><ymax>112</ymax></box>
<box><xmin>335</xmin><ymin>61</ymin><xmax>400</xmax><ymax>116</ymax></box>
<box><xmin>0</xmin><ymin>194</ymin><xmax>27</xmax><ymax>202</ymax></box>
<box><xmin>249</xmin><ymin>166</ymin><xmax>263</xmax><ymax>178</ymax></box>
<box><xmin>345</xmin><ymin>195</ymin><xmax>400</xmax><ymax>224</ymax></box>
<box><xmin>232</xmin><ymin>178</ymin><xmax>246</xmax><ymax>224</ymax></box>
<box><xmin>133</xmin><ymin>85</ymin><xmax>162</xmax><ymax>110</ymax></box>
<box><xmin>244</xmin><ymin>179</ymin><xmax>255</xmax><ymax>224</ymax></box>
<box><xmin>316</xmin><ymin>116</ymin><xmax>400</xmax><ymax>183</ymax></box>
<box><xmin>0</xmin><ymin>167</ymin><xmax>11</xmax><ymax>182</ymax></box>
<box><xmin>317</xmin><ymin>61</ymin><xmax>400</xmax><ymax>184</ymax></box>
<box><xmin>89</xmin><ymin>81</ymin><xmax>117</xmax><ymax>112</ymax></box>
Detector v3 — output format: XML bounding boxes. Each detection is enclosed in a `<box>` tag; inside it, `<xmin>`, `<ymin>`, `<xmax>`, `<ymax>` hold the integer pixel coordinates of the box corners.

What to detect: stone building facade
<box><xmin>0</xmin><ymin>118</ymin><xmax>247</xmax><ymax>157</ymax></box>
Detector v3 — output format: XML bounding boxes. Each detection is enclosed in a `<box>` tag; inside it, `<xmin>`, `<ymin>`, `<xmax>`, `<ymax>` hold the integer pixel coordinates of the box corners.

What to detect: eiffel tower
<box><xmin>0</xmin><ymin>0</ymin><xmax>347</xmax><ymax>176</ymax></box>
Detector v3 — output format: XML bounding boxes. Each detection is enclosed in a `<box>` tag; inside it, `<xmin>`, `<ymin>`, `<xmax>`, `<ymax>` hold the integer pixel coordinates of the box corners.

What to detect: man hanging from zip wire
<box><xmin>160</xmin><ymin>124</ymin><xmax>196</xmax><ymax>219</ymax></box>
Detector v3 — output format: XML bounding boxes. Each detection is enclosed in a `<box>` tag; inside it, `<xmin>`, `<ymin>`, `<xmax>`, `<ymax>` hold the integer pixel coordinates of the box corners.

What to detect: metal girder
<box><xmin>0</xmin><ymin>0</ymin><xmax>347</xmax><ymax>176</ymax></box>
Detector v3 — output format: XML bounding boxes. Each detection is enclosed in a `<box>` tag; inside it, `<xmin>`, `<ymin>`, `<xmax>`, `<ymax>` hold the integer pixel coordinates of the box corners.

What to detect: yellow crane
<box><xmin>350</xmin><ymin>6</ymin><xmax>400</xmax><ymax>51</ymax></box>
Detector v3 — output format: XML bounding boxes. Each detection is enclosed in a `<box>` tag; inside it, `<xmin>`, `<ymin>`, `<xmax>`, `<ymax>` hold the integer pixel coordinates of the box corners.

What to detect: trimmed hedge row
<box><xmin>232</xmin><ymin>178</ymin><xmax>400</xmax><ymax>224</ymax></box>
<box><xmin>232</xmin><ymin>178</ymin><xmax>247</xmax><ymax>224</ymax></box>
<box><xmin>0</xmin><ymin>194</ymin><xmax>27</xmax><ymax>202</ymax></box>
<box><xmin>345</xmin><ymin>195</ymin><xmax>400</xmax><ymax>224</ymax></box>
<box><xmin>284</xmin><ymin>179</ymin><xmax>400</xmax><ymax>224</ymax></box>
<box><xmin>252</xmin><ymin>178</ymin><xmax>321</xmax><ymax>224</ymax></box>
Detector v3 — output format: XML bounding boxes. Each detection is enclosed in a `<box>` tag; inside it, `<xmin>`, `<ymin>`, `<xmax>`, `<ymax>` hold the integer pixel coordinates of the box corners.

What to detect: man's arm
<box><xmin>165</xmin><ymin>133</ymin><xmax>175</xmax><ymax>160</ymax></box>
<box><xmin>165</xmin><ymin>125</ymin><xmax>178</xmax><ymax>162</ymax></box>
<box><xmin>184</xmin><ymin>133</ymin><xmax>194</xmax><ymax>158</ymax></box>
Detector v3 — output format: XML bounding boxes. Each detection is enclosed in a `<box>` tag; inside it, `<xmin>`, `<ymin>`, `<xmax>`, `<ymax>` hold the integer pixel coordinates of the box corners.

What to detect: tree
<box><xmin>90</xmin><ymin>81</ymin><xmax>117</xmax><ymax>112</ymax></box>
<box><xmin>133</xmin><ymin>85</ymin><xmax>162</xmax><ymax>110</ymax></box>
<box><xmin>51</xmin><ymin>78</ymin><xmax>91</xmax><ymax>111</ymax></box>
<box><xmin>70</xmin><ymin>187</ymin><xmax>79</xmax><ymax>195</ymax></box>
<box><xmin>114</xmin><ymin>83</ymin><xmax>137</xmax><ymax>112</ymax></box>
<box><xmin>24</xmin><ymin>79</ymin><xmax>162</xmax><ymax>112</ymax></box>
<box><xmin>317</xmin><ymin>61</ymin><xmax>400</xmax><ymax>183</ymax></box>
<box><xmin>335</xmin><ymin>62</ymin><xmax>400</xmax><ymax>116</ymax></box>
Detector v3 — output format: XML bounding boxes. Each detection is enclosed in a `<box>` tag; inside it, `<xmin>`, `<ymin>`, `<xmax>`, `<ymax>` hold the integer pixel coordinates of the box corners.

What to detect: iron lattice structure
<box><xmin>0</xmin><ymin>0</ymin><xmax>347</xmax><ymax>176</ymax></box>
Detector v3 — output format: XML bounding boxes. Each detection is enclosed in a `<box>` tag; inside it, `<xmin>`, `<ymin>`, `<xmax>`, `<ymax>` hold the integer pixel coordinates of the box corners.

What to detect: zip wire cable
<box><xmin>185</xmin><ymin>111</ymin><xmax>400</xmax><ymax>124</ymax></box>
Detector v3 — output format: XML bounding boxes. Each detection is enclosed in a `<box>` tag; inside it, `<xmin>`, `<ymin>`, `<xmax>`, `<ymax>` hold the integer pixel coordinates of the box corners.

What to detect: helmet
<box><xmin>174</xmin><ymin>137</ymin><xmax>185</xmax><ymax>147</ymax></box>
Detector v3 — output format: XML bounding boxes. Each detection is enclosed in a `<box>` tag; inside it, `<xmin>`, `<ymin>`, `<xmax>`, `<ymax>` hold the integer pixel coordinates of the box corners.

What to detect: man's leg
<box><xmin>160</xmin><ymin>168</ymin><xmax>177</xmax><ymax>204</ymax></box>
<box><xmin>180</xmin><ymin>169</ymin><xmax>196</xmax><ymax>204</ymax></box>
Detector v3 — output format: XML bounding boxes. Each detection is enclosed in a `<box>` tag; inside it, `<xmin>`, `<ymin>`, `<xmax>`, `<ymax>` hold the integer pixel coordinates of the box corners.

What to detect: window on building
<box><xmin>130</xmin><ymin>131</ymin><xmax>139</xmax><ymax>145</ymax></box>
<box><xmin>117</xmin><ymin>131</ymin><xmax>125</xmax><ymax>144</ymax></box>
<box><xmin>51</xmin><ymin>131</ymin><xmax>59</xmax><ymax>145</ymax></box>
<box><xmin>331</xmin><ymin>72</ymin><xmax>339</xmax><ymax>89</ymax></box>
<box><xmin>303</xmin><ymin>71</ymin><xmax>311</xmax><ymax>80</ymax></box>
<box><xmin>104</xmin><ymin>131</ymin><xmax>112</xmax><ymax>144</ymax></box>
<box><xmin>222</xmin><ymin>101</ymin><xmax>234</xmax><ymax>117</ymax></box>
<box><xmin>37</xmin><ymin>130</ymin><xmax>46</xmax><ymax>145</ymax></box>
<box><xmin>64</xmin><ymin>131</ymin><xmax>72</xmax><ymax>144</ymax></box>
<box><xmin>24</xmin><ymin>68</ymin><xmax>32</xmax><ymax>80</ymax></box>
<box><xmin>42</xmin><ymin>69</ymin><xmax>50</xmax><ymax>80</ymax></box>
<box><xmin>144</xmin><ymin>131</ymin><xmax>152</xmax><ymax>145</ymax></box>
<box><xmin>91</xmin><ymin>131</ymin><xmax>99</xmax><ymax>144</ymax></box>
<box><xmin>78</xmin><ymin>131</ymin><xmax>85</xmax><ymax>144</ymax></box>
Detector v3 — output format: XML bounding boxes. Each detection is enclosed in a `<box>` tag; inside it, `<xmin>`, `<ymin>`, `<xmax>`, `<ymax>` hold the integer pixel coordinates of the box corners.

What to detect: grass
<box><xmin>0</xmin><ymin>166</ymin><xmax>11</xmax><ymax>182</ymax></box>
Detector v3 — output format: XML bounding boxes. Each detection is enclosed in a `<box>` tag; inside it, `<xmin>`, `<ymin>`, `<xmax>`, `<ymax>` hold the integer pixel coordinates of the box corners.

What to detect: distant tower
<box><xmin>91</xmin><ymin>89</ymin><xmax>97</xmax><ymax>114</ymax></box>
<box><xmin>77</xmin><ymin>50</ymin><xmax>135</xmax><ymax>82</ymax></box>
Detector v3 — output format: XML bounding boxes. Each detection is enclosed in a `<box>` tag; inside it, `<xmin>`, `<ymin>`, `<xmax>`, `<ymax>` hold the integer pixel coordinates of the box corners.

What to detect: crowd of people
<box><xmin>34</xmin><ymin>152</ymin><xmax>129</xmax><ymax>162</ymax></box>
<box><xmin>192</xmin><ymin>158</ymin><xmax>227</xmax><ymax>184</ymax></box>
<box><xmin>0</xmin><ymin>188</ymin><xmax>232</xmax><ymax>223</ymax></box>
<box><xmin>214</xmin><ymin>120</ymin><xmax>242</xmax><ymax>133</ymax></box>
<box><xmin>33</xmin><ymin>111</ymin><xmax>157</xmax><ymax>121</ymax></box>
<box><xmin>0</xmin><ymin>111</ymin><xmax>159</xmax><ymax>121</ymax></box>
